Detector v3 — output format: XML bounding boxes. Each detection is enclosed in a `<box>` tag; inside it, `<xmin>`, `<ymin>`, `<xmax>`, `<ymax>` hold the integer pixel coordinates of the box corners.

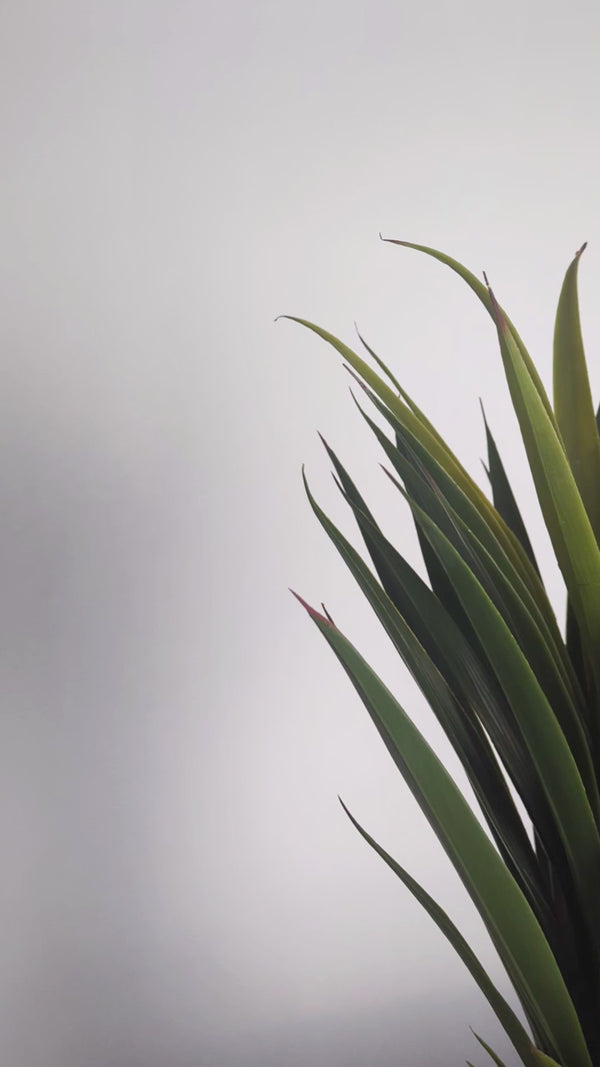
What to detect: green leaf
<box><xmin>279</xmin><ymin>315</ymin><xmax>547</xmax><ymax>615</ymax></box>
<box><xmin>294</xmin><ymin>596</ymin><xmax>592</xmax><ymax>1067</ymax></box>
<box><xmin>553</xmin><ymin>244</ymin><xmax>600</xmax><ymax>546</ymax></box>
<box><xmin>354</xmin><ymin>325</ymin><xmax>448</xmax><ymax>450</ymax></box>
<box><xmin>303</xmin><ymin>464</ymin><xmax>546</xmax><ymax>920</ymax></box>
<box><xmin>317</xmin><ymin>443</ymin><xmax>599</xmax><ymax>1028</ymax></box>
<box><xmin>354</xmin><ymin>394</ymin><xmax>583</xmax><ymax>722</ymax></box>
<box><xmin>486</xmin><ymin>283</ymin><xmax>600</xmax><ymax>710</ymax></box>
<box><xmin>316</xmin><ymin>443</ymin><xmax>565</xmax><ymax>901</ymax></box>
<box><xmin>480</xmin><ymin>402</ymin><xmax>541</xmax><ymax>578</ymax></box>
<box><xmin>339</xmin><ymin>799</ymin><xmax>538</xmax><ymax>1067</ymax></box>
<box><xmin>530</xmin><ymin>1052</ymin><xmax>564</xmax><ymax>1066</ymax></box>
<box><xmin>472</xmin><ymin>1030</ymin><xmax>510</xmax><ymax>1067</ymax></box>
<box><xmin>381</xmin><ymin>239</ymin><xmax>560</xmax><ymax>434</ymax></box>
<box><xmin>367</xmin><ymin>436</ymin><xmax>598</xmax><ymax>820</ymax></box>
<box><xmin>348</xmin><ymin>373</ymin><xmax>564</xmax><ymax>664</ymax></box>
<box><xmin>412</xmin><ymin>503</ymin><xmax>600</xmax><ymax>957</ymax></box>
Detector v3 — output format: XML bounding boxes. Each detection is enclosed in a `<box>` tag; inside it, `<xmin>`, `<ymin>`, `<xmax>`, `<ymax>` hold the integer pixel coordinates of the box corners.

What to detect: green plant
<box><xmin>282</xmin><ymin>241</ymin><xmax>600</xmax><ymax>1067</ymax></box>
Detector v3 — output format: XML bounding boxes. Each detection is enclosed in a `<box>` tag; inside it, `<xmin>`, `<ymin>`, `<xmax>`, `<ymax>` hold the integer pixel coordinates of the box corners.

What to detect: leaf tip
<box><xmin>289</xmin><ymin>588</ymin><xmax>335</xmax><ymax>627</ymax></box>
<box><xmin>482</xmin><ymin>273</ymin><xmax>508</xmax><ymax>332</ymax></box>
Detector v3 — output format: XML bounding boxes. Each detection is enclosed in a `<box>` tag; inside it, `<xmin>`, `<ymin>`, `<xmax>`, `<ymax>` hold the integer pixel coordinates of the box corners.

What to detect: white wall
<box><xmin>2</xmin><ymin>2</ymin><xmax>599</xmax><ymax>1064</ymax></box>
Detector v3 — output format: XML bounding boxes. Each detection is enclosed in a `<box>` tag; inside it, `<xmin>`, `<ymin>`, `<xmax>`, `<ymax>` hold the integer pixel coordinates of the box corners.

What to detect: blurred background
<box><xmin>2</xmin><ymin>2</ymin><xmax>600</xmax><ymax>1064</ymax></box>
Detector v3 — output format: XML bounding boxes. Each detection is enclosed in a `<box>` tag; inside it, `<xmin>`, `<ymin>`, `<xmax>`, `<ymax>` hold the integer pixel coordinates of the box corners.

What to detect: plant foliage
<box><xmin>282</xmin><ymin>241</ymin><xmax>600</xmax><ymax>1067</ymax></box>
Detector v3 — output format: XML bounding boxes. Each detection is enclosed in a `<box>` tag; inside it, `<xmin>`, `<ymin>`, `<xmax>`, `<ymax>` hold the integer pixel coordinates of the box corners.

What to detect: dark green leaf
<box><xmin>294</xmin><ymin>596</ymin><xmax>592</xmax><ymax>1067</ymax></box>
<box><xmin>340</xmin><ymin>799</ymin><xmax>538</xmax><ymax>1067</ymax></box>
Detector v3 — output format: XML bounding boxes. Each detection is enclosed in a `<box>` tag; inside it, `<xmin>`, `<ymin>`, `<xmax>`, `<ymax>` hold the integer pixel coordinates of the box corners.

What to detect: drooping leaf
<box><xmin>381</xmin><ymin>239</ymin><xmax>560</xmax><ymax>434</ymax></box>
<box><xmin>354</xmin><ymin>325</ymin><xmax>449</xmax><ymax>451</ymax></box>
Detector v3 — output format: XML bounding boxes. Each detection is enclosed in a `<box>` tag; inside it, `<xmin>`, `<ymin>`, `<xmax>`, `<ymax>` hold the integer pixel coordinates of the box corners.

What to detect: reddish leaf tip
<box><xmin>576</xmin><ymin>241</ymin><xmax>588</xmax><ymax>257</ymax></box>
<box><xmin>289</xmin><ymin>589</ymin><xmax>335</xmax><ymax>626</ymax></box>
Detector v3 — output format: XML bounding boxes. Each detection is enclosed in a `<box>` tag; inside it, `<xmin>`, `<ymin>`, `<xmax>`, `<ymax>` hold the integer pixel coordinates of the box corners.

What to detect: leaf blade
<box><xmin>553</xmin><ymin>243</ymin><xmax>600</xmax><ymax>545</ymax></box>
<box><xmin>340</xmin><ymin>799</ymin><xmax>538</xmax><ymax>1067</ymax></box>
<box><xmin>295</xmin><ymin>597</ymin><xmax>593</xmax><ymax>1067</ymax></box>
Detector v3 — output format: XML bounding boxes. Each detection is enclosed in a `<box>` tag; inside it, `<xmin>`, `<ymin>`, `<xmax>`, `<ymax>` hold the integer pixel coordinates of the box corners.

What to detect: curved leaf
<box><xmin>381</xmin><ymin>239</ymin><xmax>559</xmax><ymax>434</ymax></box>
<box><xmin>553</xmin><ymin>244</ymin><xmax>600</xmax><ymax>545</ymax></box>
<box><xmin>487</xmin><ymin>286</ymin><xmax>600</xmax><ymax>709</ymax></box>
<box><xmin>339</xmin><ymin>799</ymin><xmax>537</xmax><ymax>1067</ymax></box>
<box><xmin>279</xmin><ymin>315</ymin><xmax>548</xmax><ymax>615</ymax></box>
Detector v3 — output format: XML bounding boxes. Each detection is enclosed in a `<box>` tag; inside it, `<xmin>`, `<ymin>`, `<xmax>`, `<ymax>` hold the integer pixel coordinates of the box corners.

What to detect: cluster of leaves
<box><xmin>283</xmin><ymin>241</ymin><xmax>600</xmax><ymax>1067</ymax></box>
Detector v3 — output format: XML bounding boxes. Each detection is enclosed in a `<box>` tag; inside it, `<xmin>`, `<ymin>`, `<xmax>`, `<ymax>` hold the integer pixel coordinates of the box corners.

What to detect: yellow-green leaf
<box><xmin>553</xmin><ymin>243</ymin><xmax>600</xmax><ymax>546</ymax></box>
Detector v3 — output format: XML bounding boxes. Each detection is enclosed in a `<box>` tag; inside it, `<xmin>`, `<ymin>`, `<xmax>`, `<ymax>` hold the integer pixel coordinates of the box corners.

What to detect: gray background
<box><xmin>2</xmin><ymin>1</ymin><xmax>600</xmax><ymax>1065</ymax></box>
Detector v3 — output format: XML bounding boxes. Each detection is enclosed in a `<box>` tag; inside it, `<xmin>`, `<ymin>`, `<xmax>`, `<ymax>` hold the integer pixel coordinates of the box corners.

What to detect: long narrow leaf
<box><xmin>280</xmin><ymin>315</ymin><xmax>550</xmax><ymax>619</ymax></box>
<box><xmin>381</xmin><ymin>239</ymin><xmax>560</xmax><ymax>434</ymax></box>
<box><xmin>345</xmin><ymin>369</ymin><xmax>567</xmax><ymax>669</ymax></box>
<box><xmin>553</xmin><ymin>243</ymin><xmax>600</xmax><ymax>545</ymax></box>
<box><xmin>339</xmin><ymin>799</ymin><xmax>538</xmax><ymax>1067</ymax></box>
<box><xmin>480</xmin><ymin>403</ymin><xmax>541</xmax><ymax>577</ymax></box>
<box><xmin>369</xmin><ymin>439</ymin><xmax>598</xmax><ymax>819</ymax></box>
<box><xmin>351</xmin><ymin>391</ymin><xmax>589</xmax><ymax>754</ymax></box>
<box><xmin>303</xmin><ymin>467</ymin><xmax>547</xmax><ymax>917</ymax></box>
<box><xmin>318</xmin><ymin>442</ymin><xmax>565</xmax><ymax>897</ymax></box>
<box><xmin>354</xmin><ymin>326</ymin><xmax>449</xmax><ymax>451</ymax></box>
<box><xmin>412</xmin><ymin>503</ymin><xmax>600</xmax><ymax>956</ymax></box>
<box><xmin>293</xmin><ymin>595</ymin><xmax>592</xmax><ymax>1067</ymax></box>
<box><xmin>487</xmin><ymin>285</ymin><xmax>600</xmax><ymax>710</ymax></box>
<box><xmin>472</xmin><ymin>1030</ymin><xmax>510</xmax><ymax>1067</ymax></box>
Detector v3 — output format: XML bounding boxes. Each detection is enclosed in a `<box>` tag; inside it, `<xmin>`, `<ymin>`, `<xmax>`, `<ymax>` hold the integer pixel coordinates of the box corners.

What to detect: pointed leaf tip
<box><xmin>289</xmin><ymin>588</ymin><xmax>335</xmax><ymax>626</ymax></box>
<box><xmin>379</xmin><ymin>234</ymin><xmax>409</xmax><ymax>245</ymax></box>
<box><xmin>483</xmin><ymin>276</ymin><xmax>508</xmax><ymax>331</ymax></box>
